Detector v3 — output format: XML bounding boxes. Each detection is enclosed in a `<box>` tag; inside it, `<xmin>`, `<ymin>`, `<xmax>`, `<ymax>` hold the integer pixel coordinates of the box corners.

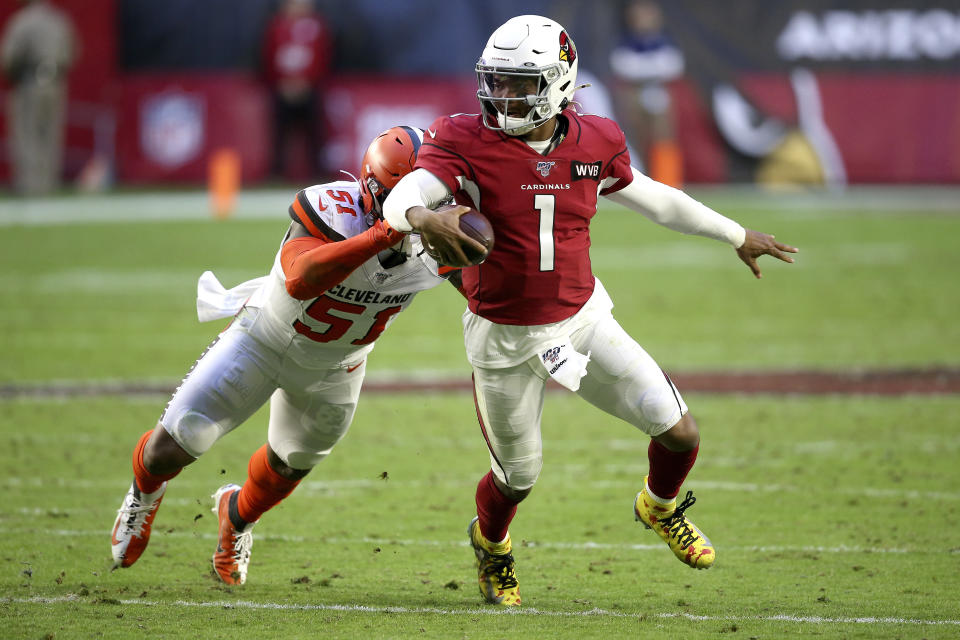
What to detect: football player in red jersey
<box><xmin>383</xmin><ymin>15</ymin><xmax>798</xmax><ymax>606</ymax></box>
<box><xmin>111</xmin><ymin>126</ymin><xmax>462</xmax><ymax>585</ymax></box>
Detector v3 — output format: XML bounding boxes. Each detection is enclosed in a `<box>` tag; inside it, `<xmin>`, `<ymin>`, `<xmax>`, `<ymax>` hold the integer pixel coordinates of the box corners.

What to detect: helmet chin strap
<box><xmin>504</xmin><ymin>82</ymin><xmax>587</xmax><ymax>135</ymax></box>
<box><xmin>498</xmin><ymin>111</ymin><xmax>537</xmax><ymax>136</ymax></box>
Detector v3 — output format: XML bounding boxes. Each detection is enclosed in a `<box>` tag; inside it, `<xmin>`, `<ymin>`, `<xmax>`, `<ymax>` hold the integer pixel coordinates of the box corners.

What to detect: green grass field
<box><xmin>1</xmin><ymin>188</ymin><xmax>959</xmax><ymax>638</ymax></box>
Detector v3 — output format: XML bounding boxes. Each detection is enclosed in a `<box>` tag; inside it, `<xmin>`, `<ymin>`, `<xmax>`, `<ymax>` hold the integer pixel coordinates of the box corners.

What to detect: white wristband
<box><xmin>383</xmin><ymin>169</ymin><xmax>451</xmax><ymax>232</ymax></box>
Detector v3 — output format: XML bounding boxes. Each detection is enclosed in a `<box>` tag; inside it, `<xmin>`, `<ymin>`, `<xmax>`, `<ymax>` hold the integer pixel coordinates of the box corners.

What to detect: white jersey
<box><xmin>218</xmin><ymin>181</ymin><xmax>453</xmax><ymax>369</ymax></box>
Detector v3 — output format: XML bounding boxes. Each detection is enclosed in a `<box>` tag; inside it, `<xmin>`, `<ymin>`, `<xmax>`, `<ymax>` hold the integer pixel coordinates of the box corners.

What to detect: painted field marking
<box><xmin>0</xmin><ymin>190</ymin><xmax>291</xmax><ymax>227</ymax></box>
<box><xmin>2</xmin><ymin>186</ymin><xmax>957</xmax><ymax>229</ymax></box>
<box><xmin>6</xmin><ymin>595</ymin><xmax>960</xmax><ymax>626</ymax></box>
<box><xmin>1</xmin><ymin>527</ymin><xmax>951</xmax><ymax>555</ymax></box>
<box><xmin>5</xmin><ymin>474</ymin><xmax>960</xmax><ymax>501</ymax></box>
<box><xmin>591</xmin><ymin>243</ymin><xmax>910</xmax><ymax>270</ymax></box>
<box><xmin>0</xmin><ymin>268</ymin><xmax>262</xmax><ymax>295</ymax></box>
<box><xmin>5</xmin><ymin>368</ymin><xmax>959</xmax><ymax>400</ymax></box>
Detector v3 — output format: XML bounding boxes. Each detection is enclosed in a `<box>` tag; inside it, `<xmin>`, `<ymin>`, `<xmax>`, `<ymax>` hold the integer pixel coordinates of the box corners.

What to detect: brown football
<box><xmin>457</xmin><ymin>208</ymin><xmax>495</xmax><ymax>265</ymax></box>
<box><xmin>431</xmin><ymin>204</ymin><xmax>494</xmax><ymax>266</ymax></box>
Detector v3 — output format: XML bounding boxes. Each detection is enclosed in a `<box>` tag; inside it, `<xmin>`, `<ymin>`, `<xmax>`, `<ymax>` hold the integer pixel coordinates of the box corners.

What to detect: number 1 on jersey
<box><xmin>535</xmin><ymin>194</ymin><xmax>555</xmax><ymax>272</ymax></box>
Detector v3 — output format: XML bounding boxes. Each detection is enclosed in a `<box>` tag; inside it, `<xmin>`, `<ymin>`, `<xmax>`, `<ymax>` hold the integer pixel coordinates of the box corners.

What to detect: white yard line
<box><xmin>591</xmin><ymin>242</ymin><xmax>910</xmax><ymax>270</ymax></box>
<box><xmin>0</xmin><ymin>190</ymin><xmax>291</xmax><ymax>227</ymax></box>
<box><xmin>1</xmin><ymin>186</ymin><xmax>957</xmax><ymax>229</ymax></box>
<box><xmin>0</xmin><ymin>527</ymin><xmax>946</xmax><ymax>555</ymax></box>
<box><xmin>4</xmin><ymin>474</ymin><xmax>960</xmax><ymax>501</ymax></box>
<box><xmin>5</xmin><ymin>595</ymin><xmax>960</xmax><ymax>626</ymax></box>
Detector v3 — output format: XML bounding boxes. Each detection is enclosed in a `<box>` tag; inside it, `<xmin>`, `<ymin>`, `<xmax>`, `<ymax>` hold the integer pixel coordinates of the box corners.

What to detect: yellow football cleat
<box><xmin>634</xmin><ymin>477</ymin><xmax>715</xmax><ymax>569</ymax></box>
<box><xmin>468</xmin><ymin>516</ymin><xmax>521</xmax><ymax>606</ymax></box>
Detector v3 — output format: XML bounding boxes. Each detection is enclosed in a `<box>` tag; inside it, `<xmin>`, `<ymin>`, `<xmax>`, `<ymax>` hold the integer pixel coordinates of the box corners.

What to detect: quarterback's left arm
<box><xmin>603</xmin><ymin>167</ymin><xmax>798</xmax><ymax>278</ymax></box>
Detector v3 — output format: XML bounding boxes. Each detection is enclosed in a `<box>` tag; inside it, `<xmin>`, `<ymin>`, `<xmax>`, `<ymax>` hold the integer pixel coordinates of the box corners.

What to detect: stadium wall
<box><xmin>1</xmin><ymin>0</ymin><xmax>958</xmax><ymax>186</ymax></box>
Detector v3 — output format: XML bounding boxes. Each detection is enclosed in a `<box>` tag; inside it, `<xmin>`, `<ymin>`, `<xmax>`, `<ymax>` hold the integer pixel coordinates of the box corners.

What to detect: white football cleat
<box><xmin>111</xmin><ymin>479</ymin><xmax>167</xmax><ymax>569</ymax></box>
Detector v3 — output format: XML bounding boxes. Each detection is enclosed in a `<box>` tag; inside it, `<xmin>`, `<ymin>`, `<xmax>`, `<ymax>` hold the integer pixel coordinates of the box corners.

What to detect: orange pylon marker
<box><xmin>209</xmin><ymin>148</ymin><xmax>241</xmax><ymax>219</ymax></box>
<box><xmin>649</xmin><ymin>140</ymin><xmax>684</xmax><ymax>189</ymax></box>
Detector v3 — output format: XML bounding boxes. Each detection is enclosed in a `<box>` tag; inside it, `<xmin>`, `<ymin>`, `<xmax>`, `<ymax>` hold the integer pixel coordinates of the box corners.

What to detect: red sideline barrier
<box><xmin>4</xmin><ymin>68</ymin><xmax>959</xmax><ymax>185</ymax></box>
<box><xmin>115</xmin><ymin>73</ymin><xmax>271</xmax><ymax>183</ymax></box>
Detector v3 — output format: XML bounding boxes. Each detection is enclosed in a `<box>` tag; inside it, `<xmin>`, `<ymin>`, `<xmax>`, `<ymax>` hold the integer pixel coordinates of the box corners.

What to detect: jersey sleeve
<box><xmin>598</xmin><ymin>123</ymin><xmax>634</xmax><ymax>197</ymax></box>
<box><xmin>415</xmin><ymin>115</ymin><xmax>475</xmax><ymax>195</ymax></box>
<box><xmin>288</xmin><ymin>182</ymin><xmax>369</xmax><ymax>242</ymax></box>
<box><xmin>281</xmin><ymin>219</ymin><xmax>403</xmax><ymax>300</ymax></box>
<box><xmin>287</xmin><ymin>188</ymin><xmax>346</xmax><ymax>242</ymax></box>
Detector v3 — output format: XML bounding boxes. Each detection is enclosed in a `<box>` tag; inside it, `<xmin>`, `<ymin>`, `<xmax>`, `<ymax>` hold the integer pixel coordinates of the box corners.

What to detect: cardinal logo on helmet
<box><xmin>558</xmin><ymin>31</ymin><xmax>576</xmax><ymax>64</ymax></box>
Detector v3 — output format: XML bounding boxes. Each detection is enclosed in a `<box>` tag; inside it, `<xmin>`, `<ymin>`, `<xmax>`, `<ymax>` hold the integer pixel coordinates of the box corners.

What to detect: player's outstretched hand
<box><xmin>407</xmin><ymin>205</ymin><xmax>486</xmax><ymax>268</ymax></box>
<box><xmin>736</xmin><ymin>229</ymin><xmax>798</xmax><ymax>279</ymax></box>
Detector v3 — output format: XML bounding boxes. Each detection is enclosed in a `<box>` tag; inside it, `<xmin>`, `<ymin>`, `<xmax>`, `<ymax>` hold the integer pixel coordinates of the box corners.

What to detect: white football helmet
<box><xmin>476</xmin><ymin>15</ymin><xmax>579</xmax><ymax>136</ymax></box>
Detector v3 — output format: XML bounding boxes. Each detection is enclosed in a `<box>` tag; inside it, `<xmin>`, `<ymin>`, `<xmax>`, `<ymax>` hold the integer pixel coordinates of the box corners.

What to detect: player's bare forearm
<box><xmin>735</xmin><ymin>229</ymin><xmax>799</xmax><ymax>279</ymax></box>
<box><xmin>404</xmin><ymin>205</ymin><xmax>436</xmax><ymax>232</ymax></box>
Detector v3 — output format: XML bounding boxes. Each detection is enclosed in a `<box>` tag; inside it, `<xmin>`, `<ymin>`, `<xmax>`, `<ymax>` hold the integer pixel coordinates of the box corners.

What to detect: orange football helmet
<box><xmin>359</xmin><ymin>125</ymin><xmax>424</xmax><ymax>217</ymax></box>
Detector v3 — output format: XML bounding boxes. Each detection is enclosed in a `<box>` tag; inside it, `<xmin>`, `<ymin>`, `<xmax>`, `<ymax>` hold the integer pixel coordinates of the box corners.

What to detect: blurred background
<box><xmin>2</xmin><ymin>0</ymin><xmax>958</xmax><ymax>197</ymax></box>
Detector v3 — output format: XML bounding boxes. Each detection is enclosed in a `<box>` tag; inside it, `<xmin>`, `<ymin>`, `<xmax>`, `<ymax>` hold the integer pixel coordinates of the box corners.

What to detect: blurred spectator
<box><xmin>261</xmin><ymin>0</ymin><xmax>333</xmax><ymax>181</ymax></box>
<box><xmin>609</xmin><ymin>0</ymin><xmax>684</xmax><ymax>187</ymax></box>
<box><xmin>1</xmin><ymin>0</ymin><xmax>77</xmax><ymax>196</ymax></box>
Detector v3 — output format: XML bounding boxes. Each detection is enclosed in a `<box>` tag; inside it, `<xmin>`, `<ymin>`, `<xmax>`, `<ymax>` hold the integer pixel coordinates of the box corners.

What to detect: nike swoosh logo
<box><xmin>346</xmin><ymin>362</ymin><xmax>364</xmax><ymax>373</ymax></box>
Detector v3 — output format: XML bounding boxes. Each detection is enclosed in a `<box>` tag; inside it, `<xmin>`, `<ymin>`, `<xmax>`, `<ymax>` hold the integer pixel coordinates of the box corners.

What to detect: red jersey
<box><xmin>261</xmin><ymin>13</ymin><xmax>332</xmax><ymax>87</ymax></box>
<box><xmin>416</xmin><ymin>111</ymin><xmax>633</xmax><ymax>325</ymax></box>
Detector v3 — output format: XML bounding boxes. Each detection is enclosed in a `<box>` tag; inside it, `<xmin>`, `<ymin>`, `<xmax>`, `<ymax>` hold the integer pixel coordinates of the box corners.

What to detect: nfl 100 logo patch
<box><xmin>541</xmin><ymin>346</ymin><xmax>562</xmax><ymax>364</ymax></box>
<box><xmin>536</xmin><ymin>161</ymin><xmax>556</xmax><ymax>177</ymax></box>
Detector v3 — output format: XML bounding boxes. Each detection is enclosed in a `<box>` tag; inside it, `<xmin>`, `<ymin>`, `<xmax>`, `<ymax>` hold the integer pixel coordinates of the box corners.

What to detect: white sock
<box><xmin>644</xmin><ymin>479</ymin><xmax>674</xmax><ymax>505</ymax></box>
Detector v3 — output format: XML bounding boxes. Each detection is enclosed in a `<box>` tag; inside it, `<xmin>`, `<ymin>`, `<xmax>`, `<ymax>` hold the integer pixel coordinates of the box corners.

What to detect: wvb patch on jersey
<box><xmin>571</xmin><ymin>160</ymin><xmax>602</xmax><ymax>181</ymax></box>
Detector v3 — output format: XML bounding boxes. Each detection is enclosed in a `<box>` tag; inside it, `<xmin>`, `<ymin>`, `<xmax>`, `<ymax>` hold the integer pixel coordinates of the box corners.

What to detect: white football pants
<box><xmin>471</xmin><ymin>314</ymin><xmax>687</xmax><ymax>491</ymax></box>
<box><xmin>159</xmin><ymin>313</ymin><xmax>365</xmax><ymax>469</ymax></box>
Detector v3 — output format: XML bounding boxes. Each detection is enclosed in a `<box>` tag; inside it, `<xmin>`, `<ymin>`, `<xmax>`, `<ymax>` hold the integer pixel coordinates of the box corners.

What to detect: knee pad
<box><xmin>493</xmin><ymin>453</ymin><xmax>542</xmax><ymax>493</ymax></box>
<box><xmin>269</xmin><ymin>439</ymin><xmax>328</xmax><ymax>471</ymax></box>
<box><xmin>267</xmin><ymin>402</ymin><xmax>354</xmax><ymax>471</ymax></box>
<box><xmin>161</xmin><ymin>409</ymin><xmax>224</xmax><ymax>459</ymax></box>
<box><xmin>626</xmin><ymin>373</ymin><xmax>686</xmax><ymax>436</ymax></box>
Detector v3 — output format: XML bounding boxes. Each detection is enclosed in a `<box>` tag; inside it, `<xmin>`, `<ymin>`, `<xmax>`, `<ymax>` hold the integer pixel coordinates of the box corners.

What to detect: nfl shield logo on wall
<box><xmin>141</xmin><ymin>92</ymin><xmax>206</xmax><ymax>168</ymax></box>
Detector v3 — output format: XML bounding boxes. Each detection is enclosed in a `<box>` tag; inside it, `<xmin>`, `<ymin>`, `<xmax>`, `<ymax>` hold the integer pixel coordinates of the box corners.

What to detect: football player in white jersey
<box><xmin>111</xmin><ymin>126</ymin><xmax>462</xmax><ymax>585</ymax></box>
